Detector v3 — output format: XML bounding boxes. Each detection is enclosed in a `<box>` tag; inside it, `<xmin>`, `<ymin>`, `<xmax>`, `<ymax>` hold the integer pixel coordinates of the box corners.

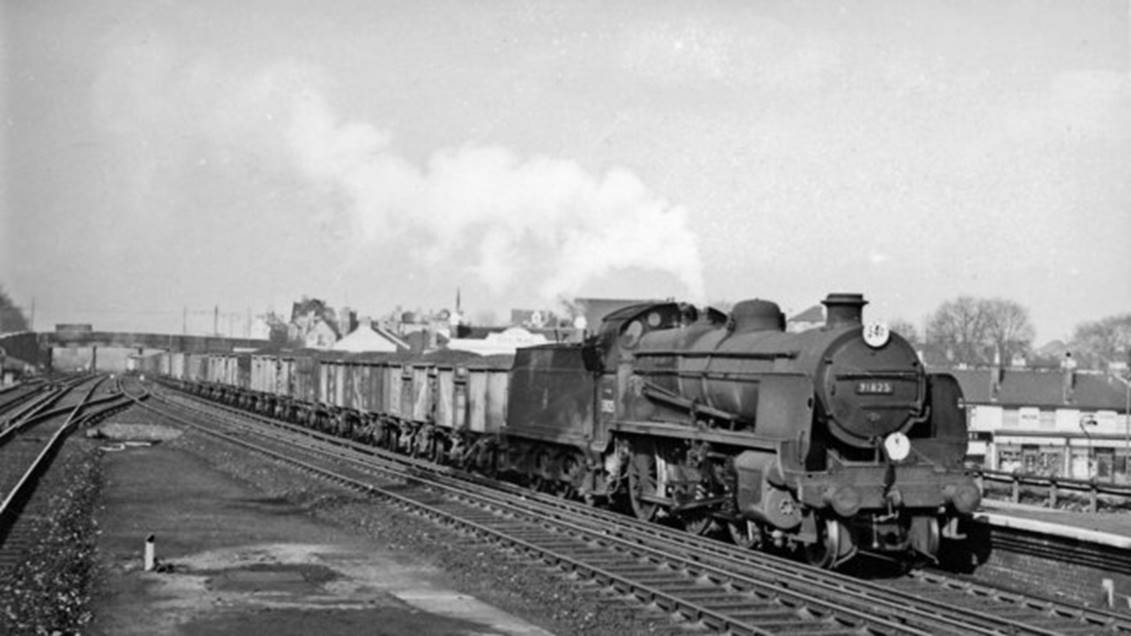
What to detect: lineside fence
<box><xmin>977</xmin><ymin>468</ymin><xmax>1131</xmax><ymax>513</ymax></box>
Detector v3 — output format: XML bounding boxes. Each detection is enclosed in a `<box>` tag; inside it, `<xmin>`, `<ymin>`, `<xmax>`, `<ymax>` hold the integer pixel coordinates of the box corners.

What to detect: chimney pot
<box><xmin>821</xmin><ymin>293</ymin><xmax>868</xmax><ymax>328</ymax></box>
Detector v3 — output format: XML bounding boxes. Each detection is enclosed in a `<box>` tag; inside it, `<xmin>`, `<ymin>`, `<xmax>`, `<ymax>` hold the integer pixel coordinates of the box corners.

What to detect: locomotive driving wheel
<box><xmin>627</xmin><ymin>444</ymin><xmax>659</xmax><ymax>521</ymax></box>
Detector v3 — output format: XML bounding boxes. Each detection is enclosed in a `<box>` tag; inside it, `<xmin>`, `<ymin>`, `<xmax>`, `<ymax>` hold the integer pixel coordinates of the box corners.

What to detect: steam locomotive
<box><xmin>161</xmin><ymin>292</ymin><xmax>980</xmax><ymax>568</ymax></box>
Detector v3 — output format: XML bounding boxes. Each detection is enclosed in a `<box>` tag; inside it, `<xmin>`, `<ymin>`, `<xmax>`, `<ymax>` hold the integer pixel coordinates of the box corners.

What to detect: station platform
<box><xmin>976</xmin><ymin>498</ymin><xmax>1131</xmax><ymax>548</ymax></box>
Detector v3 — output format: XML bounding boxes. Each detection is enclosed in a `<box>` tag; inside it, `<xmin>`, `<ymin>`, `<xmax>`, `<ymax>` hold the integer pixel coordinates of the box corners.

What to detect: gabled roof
<box><xmin>332</xmin><ymin>324</ymin><xmax>405</xmax><ymax>353</ymax></box>
<box><xmin>789</xmin><ymin>304</ymin><xmax>824</xmax><ymax>324</ymax></box>
<box><xmin>447</xmin><ymin>327</ymin><xmax>549</xmax><ymax>356</ymax></box>
<box><xmin>949</xmin><ymin>367</ymin><xmax>1129</xmax><ymax>411</ymax></box>
<box><xmin>372</xmin><ymin>325</ymin><xmax>409</xmax><ymax>350</ymax></box>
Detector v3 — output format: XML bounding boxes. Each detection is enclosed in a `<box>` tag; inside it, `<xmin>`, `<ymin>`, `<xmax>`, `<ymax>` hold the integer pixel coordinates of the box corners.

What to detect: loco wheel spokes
<box><xmin>727</xmin><ymin>520</ymin><xmax>763</xmax><ymax>549</ymax></box>
<box><xmin>627</xmin><ymin>447</ymin><xmax>659</xmax><ymax>521</ymax></box>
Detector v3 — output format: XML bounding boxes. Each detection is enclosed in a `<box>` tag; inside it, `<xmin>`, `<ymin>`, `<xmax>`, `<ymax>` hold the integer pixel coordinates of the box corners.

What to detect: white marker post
<box><xmin>144</xmin><ymin>534</ymin><xmax>156</xmax><ymax>571</ymax></box>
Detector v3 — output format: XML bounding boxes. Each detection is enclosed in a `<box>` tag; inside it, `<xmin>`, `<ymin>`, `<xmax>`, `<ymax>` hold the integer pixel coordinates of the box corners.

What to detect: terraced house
<box><xmin>954</xmin><ymin>363</ymin><xmax>1131</xmax><ymax>482</ymax></box>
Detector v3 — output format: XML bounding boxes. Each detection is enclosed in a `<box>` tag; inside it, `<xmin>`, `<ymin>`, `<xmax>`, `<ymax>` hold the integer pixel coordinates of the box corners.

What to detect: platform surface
<box><xmin>977</xmin><ymin>498</ymin><xmax>1131</xmax><ymax>548</ymax></box>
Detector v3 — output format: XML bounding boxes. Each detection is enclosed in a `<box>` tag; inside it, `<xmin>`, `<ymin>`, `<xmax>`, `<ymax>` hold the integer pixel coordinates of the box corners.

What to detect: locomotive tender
<box><xmin>158</xmin><ymin>292</ymin><xmax>980</xmax><ymax>568</ymax></box>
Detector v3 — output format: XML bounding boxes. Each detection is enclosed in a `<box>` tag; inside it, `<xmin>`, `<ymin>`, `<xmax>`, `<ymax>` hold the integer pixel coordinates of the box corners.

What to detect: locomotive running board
<box><xmin>610</xmin><ymin>419</ymin><xmax>778</xmax><ymax>451</ymax></box>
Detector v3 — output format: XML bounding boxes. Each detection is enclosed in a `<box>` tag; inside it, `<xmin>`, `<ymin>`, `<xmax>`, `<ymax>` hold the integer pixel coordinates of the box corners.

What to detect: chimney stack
<box><xmin>1062</xmin><ymin>351</ymin><xmax>1077</xmax><ymax>403</ymax></box>
<box><xmin>990</xmin><ymin>347</ymin><xmax>1003</xmax><ymax>400</ymax></box>
<box><xmin>822</xmin><ymin>293</ymin><xmax>868</xmax><ymax>328</ymax></box>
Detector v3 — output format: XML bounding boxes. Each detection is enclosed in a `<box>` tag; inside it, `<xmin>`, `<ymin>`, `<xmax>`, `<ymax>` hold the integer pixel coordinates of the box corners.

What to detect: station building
<box><xmin>952</xmin><ymin>365</ymin><xmax>1131</xmax><ymax>482</ymax></box>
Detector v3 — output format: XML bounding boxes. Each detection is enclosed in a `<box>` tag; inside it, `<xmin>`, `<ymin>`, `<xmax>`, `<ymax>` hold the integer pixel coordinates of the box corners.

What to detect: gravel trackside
<box><xmin>89</xmin><ymin>416</ymin><xmax>670</xmax><ymax>635</ymax></box>
<box><xmin>0</xmin><ymin>439</ymin><xmax>102</xmax><ymax>635</ymax></box>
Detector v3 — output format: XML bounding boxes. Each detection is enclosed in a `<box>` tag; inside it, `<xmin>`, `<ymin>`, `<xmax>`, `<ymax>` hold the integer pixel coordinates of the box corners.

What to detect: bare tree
<box><xmin>982</xmin><ymin>298</ymin><xmax>1036</xmax><ymax>365</ymax></box>
<box><xmin>925</xmin><ymin>296</ymin><xmax>992</xmax><ymax>365</ymax></box>
<box><xmin>924</xmin><ymin>297</ymin><xmax>1035</xmax><ymax>365</ymax></box>
<box><xmin>1070</xmin><ymin>313</ymin><xmax>1131</xmax><ymax>370</ymax></box>
<box><xmin>888</xmin><ymin>318</ymin><xmax>920</xmax><ymax>346</ymax></box>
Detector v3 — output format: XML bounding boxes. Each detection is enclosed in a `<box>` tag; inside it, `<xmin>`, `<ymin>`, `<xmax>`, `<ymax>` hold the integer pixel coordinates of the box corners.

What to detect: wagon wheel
<box><xmin>429</xmin><ymin>437</ymin><xmax>447</xmax><ymax>464</ymax></box>
<box><xmin>727</xmin><ymin>519</ymin><xmax>763</xmax><ymax>550</ymax></box>
<box><xmin>627</xmin><ymin>445</ymin><xmax>659</xmax><ymax>521</ymax></box>
<box><xmin>379</xmin><ymin>423</ymin><xmax>395</xmax><ymax>450</ymax></box>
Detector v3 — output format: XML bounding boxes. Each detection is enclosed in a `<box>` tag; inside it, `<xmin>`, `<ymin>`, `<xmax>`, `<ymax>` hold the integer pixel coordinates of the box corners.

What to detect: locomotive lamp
<box><xmin>862</xmin><ymin>322</ymin><xmax>891</xmax><ymax>348</ymax></box>
<box><xmin>883</xmin><ymin>431</ymin><xmax>911</xmax><ymax>462</ymax></box>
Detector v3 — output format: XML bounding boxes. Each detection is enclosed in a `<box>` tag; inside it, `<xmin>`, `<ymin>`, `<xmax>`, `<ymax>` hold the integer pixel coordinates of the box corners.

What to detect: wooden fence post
<box><xmin>1049</xmin><ymin>479</ymin><xmax>1058</xmax><ymax>508</ymax></box>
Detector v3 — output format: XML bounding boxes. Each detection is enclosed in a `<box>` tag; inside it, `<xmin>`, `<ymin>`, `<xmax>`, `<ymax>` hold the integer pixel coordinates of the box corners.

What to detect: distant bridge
<box><xmin>40</xmin><ymin>331</ymin><xmax>268</xmax><ymax>353</ymax></box>
<box><xmin>1</xmin><ymin>330</ymin><xmax>269</xmax><ymax>373</ymax></box>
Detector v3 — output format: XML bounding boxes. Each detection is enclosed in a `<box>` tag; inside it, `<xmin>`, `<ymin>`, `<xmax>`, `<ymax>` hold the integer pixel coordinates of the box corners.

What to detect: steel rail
<box><xmin>0</xmin><ymin>374</ymin><xmax>96</xmax><ymax>433</ymax></box>
<box><xmin>133</xmin><ymin>389</ymin><xmax>928</xmax><ymax>636</ymax></box>
<box><xmin>156</xmin><ymin>384</ymin><xmax>1131</xmax><ymax>635</ymax></box>
<box><xmin>165</xmin><ymin>396</ymin><xmax>1092</xmax><ymax>635</ymax></box>
<box><xmin>0</xmin><ymin>375</ymin><xmax>128</xmax><ymax>540</ymax></box>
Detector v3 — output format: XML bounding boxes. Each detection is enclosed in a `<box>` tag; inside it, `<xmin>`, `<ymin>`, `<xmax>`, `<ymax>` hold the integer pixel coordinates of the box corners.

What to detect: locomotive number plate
<box><xmin>856</xmin><ymin>380</ymin><xmax>894</xmax><ymax>395</ymax></box>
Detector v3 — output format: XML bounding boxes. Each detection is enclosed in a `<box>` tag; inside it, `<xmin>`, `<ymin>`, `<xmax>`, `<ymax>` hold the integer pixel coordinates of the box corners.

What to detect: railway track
<box><xmin>132</xmin><ymin>379</ymin><xmax>1131</xmax><ymax>635</ymax></box>
<box><xmin>0</xmin><ymin>374</ymin><xmax>136</xmax><ymax>572</ymax></box>
<box><xmin>0</xmin><ymin>380</ymin><xmax>47</xmax><ymax>418</ymax></box>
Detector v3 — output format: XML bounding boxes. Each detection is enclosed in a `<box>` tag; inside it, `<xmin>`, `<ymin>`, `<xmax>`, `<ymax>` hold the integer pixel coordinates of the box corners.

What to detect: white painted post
<box><xmin>1102</xmin><ymin>578</ymin><xmax>1115</xmax><ymax>607</ymax></box>
<box><xmin>144</xmin><ymin>534</ymin><xmax>156</xmax><ymax>571</ymax></box>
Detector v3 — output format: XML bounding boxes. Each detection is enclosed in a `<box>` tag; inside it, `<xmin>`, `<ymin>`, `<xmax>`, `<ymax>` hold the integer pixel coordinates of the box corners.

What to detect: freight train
<box><xmin>146</xmin><ymin>293</ymin><xmax>981</xmax><ymax>569</ymax></box>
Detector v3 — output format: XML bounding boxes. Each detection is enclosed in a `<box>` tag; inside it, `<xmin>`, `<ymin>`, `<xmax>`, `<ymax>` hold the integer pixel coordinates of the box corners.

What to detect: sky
<box><xmin>2</xmin><ymin>0</ymin><xmax>1129</xmax><ymax>341</ymax></box>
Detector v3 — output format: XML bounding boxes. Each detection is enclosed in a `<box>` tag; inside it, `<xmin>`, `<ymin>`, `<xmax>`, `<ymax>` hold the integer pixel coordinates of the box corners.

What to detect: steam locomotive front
<box><xmin>788</xmin><ymin>293</ymin><xmax>981</xmax><ymax>565</ymax></box>
<box><xmin>811</xmin><ymin>293</ymin><xmax>926</xmax><ymax>458</ymax></box>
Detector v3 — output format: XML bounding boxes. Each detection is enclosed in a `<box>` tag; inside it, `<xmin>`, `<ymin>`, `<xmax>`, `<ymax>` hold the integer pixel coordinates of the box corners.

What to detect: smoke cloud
<box><xmin>284</xmin><ymin>91</ymin><xmax>705</xmax><ymax>302</ymax></box>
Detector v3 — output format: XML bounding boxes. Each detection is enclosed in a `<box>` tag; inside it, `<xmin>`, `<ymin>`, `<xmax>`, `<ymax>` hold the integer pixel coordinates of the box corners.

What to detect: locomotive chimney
<box><xmin>822</xmin><ymin>293</ymin><xmax>868</xmax><ymax>328</ymax></box>
<box><xmin>729</xmin><ymin>299</ymin><xmax>785</xmax><ymax>333</ymax></box>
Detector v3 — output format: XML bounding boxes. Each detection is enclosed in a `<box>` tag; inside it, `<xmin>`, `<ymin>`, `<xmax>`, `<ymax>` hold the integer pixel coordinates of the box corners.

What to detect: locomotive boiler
<box><xmin>506</xmin><ymin>293</ymin><xmax>980</xmax><ymax>567</ymax></box>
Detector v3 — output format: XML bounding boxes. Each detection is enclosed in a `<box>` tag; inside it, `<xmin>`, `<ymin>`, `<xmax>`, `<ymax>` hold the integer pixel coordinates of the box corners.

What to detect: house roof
<box><xmin>446</xmin><ymin>326</ymin><xmax>549</xmax><ymax>356</ymax></box>
<box><xmin>789</xmin><ymin>304</ymin><xmax>824</xmax><ymax>324</ymax></box>
<box><xmin>332</xmin><ymin>324</ymin><xmax>405</xmax><ymax>353</ymax></box>
<box><xmin>948</xmin><ymin>367</ymin><xmax>1129</xmax><ymax>412</ymax></box>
